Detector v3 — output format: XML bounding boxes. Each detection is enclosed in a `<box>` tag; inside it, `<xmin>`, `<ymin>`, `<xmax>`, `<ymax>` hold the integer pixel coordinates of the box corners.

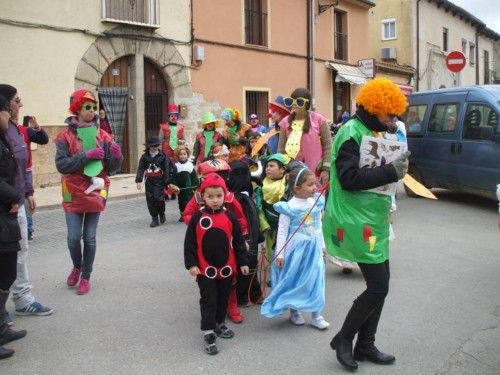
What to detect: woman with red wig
<box><xmin>54</xmin><ymin>89</ymin><xmax>123</xmax><ymax>295</ymax></box>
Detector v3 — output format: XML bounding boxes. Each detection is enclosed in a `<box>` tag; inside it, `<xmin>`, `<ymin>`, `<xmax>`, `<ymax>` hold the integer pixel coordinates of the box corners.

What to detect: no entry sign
<box><xmin>446</xmin><ymin>51</ymin><xmax>466</xmax><ymax>73</ymax></box>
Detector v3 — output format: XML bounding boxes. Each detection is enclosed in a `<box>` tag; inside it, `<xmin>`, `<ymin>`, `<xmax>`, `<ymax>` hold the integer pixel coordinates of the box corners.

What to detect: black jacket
<box><xmin>135</xmin><ymin>150</ymin><xmax>175</xmax><ymax>201</ymax></box>
<box><xmin>0</xmin><ymin>133</ymin><xmax>21</xmax><ymax>254</ymax></box>
<box><xmin>335</xmin><ymin>106</ymin><xmax>398</xmax><ymax>191</ymax></box>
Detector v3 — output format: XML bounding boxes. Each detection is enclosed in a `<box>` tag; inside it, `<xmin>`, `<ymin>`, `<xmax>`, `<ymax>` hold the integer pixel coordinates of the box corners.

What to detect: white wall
<box><xmin>0</xmin><ymin>0</ymin><xmax>191</xmax><ymax>125</ymax></box>
<box><xmin>417</xmin><ymin>1</ymin><xmax>496</xmax><ymax>90</ymax></box>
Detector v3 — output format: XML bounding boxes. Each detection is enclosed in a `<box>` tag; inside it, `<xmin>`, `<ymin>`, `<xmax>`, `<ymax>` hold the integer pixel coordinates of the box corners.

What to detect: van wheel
<box><xmin>404</xmin><ymin>167</ymin><xmax>425</xmax><ymax>198</ymax></box>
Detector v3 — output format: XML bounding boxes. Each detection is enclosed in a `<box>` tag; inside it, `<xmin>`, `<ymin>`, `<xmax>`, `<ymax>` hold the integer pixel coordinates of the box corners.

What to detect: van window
<box><xmin>428</xmin><ymin>103</ymin><xmax>459</xmax><ymax>133</ymax></box>
<box><xmin>404</xmin><ymin>104</ymin><xmax>427</xmax><ymax>133</ymax></box>
<box><xmin>463</xmin><ymin>103</ymin><xmax>498</xmax><ymax>140</ymax></box>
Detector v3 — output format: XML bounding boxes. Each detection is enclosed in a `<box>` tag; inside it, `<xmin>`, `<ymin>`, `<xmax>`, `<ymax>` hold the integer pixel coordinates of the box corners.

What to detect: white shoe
<box><xmin>290</xmin><ymin>311</ymin><xmax>305</xmax><ymax>326</ymax></box>
<box><xmin>310</xmin><ymin>316</ymin><xmax>330</xmax><ymax>330</ymax></box>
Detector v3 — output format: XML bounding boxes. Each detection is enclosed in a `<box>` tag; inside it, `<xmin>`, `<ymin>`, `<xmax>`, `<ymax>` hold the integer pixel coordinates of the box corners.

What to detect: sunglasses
<box><xmin>283</xmin><ymin>97</ymin><xmax>309</xmax><ymax>108</ymax></box>
<box><xmin>84</xmin><ymin>105</ymin><xmax>98</xmax><ymax>111</ymax></box>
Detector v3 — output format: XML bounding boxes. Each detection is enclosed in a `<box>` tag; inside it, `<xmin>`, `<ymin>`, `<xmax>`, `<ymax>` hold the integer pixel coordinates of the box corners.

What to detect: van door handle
<box><xmin>451</xmin><ymin>142</ymin><xmax>455</xmax><ymax>154</ymax></box>
<box><xmin>457</xmin><ymin>143</ymin><xmax>462</xmax><ymax>154</ymax></box>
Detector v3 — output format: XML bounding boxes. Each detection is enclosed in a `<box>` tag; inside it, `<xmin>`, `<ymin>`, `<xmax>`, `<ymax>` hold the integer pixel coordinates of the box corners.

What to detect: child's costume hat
<box><xmin>147</xmin><ymin>136</ymin><xmax>161</xmax><ymax>147</ymax></box>
<box><xmin>268</xmin><ymin>96</ymin><xmax>291</xmax><ymax>118</ymax></box>
<box><xmin>69</xmin><ymin>89</ymin><xmax>97</xmax><ymax>115</ymax></box>
<box><xmin>201</xmin><ymin>112</ymin><xmax>219</xmax><ymax>128</ymax></box>
<box><xmin>167</xmin><ymin>104</ymin><xmax>179</xmax><ymax>115</ymax></box>
<box><xmin>355</xmin><ymin>78</ymin><xmax>408</xmax><ymax>117</ymax></box>
<box><xmin>197</xmin><ymin>159</ymin><xmax>230</xmax><ymax>176</ymax></box>
<box><xmin>265</xmin><ymin>153</ymin><xmax>288</xmax><ymax>167</ymax></box>
<box><xmin>221</xmin><ymin>108</ymin><xmax>241</xmax><ymax>122</ymax></box>
<box><xmin>200</xmin><ymin>173</ymin><xmax>228</xmax><ymax>194</ymax></box>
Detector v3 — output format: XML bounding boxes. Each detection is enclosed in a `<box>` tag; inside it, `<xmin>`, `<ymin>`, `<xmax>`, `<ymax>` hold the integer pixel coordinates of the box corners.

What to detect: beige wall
<box><xmin>1</xmin><ymin>0</ymin><xmax>191</xmax><ymax>126</ymax></box>
<box><xmin>1</xmin><ymin>0</ymin><xmax>192</xmax><ymax>186</ymax></box>
<box><xmin>369</xmin><ymin>0</ymin><xmax>413</xmax><ymax>66</ymax></box>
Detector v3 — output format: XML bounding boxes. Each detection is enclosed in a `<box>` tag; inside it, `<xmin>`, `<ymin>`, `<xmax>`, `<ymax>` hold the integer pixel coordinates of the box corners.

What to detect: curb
<box><xmin>37</xmin><ymin>192</ymin><xmax>144</xmax><ymax>212</ymax></box>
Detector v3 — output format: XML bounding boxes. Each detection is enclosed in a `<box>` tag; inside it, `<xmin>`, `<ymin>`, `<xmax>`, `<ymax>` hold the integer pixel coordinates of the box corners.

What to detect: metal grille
<box><xmin>103</xmin><ymin>0</ymin><xmax>157</xmax><ymax>25</ymax></box>
<box><xmin>244</xmin><ymin>0</ymin><xmax>268</xmax><ymax>46</ymax></box>
<box><xmin>245</xmin><ymin>91</ymin><xmax>269</xmax><ymax>126</ymax></box>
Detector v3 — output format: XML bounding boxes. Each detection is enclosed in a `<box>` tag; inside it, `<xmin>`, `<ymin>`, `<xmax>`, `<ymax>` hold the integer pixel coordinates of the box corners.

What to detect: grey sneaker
<box><xmin>15</xmin><ymin>302</ymin><xmax>53</xmax><ymax>316</ymax></box>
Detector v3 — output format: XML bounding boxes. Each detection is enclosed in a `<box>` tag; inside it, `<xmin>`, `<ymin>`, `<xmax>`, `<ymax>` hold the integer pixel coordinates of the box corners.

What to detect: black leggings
<box><xmin>340</xmin><ymin>260</ymin><xmax>390</xmax><ymax>342</ymax></box>
<box><xmin>198</xmin><ymin>276</ymin><xmax>233</xmax><ymax>331</ymax></box>
<box><xmin>0</xmin><ymin>252</ymin><xmax>18</xmax><ymax>291</ymax></box>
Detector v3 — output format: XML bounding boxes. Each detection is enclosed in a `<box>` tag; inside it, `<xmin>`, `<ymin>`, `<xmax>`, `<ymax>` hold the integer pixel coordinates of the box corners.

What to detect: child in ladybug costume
<box><xmin>182</xmin><ymin>159</ymin><xmax>249</xmax><ymax>324</ymax></box>
<box><xmin>184</xmin><ymin>173</ymin><xmax>249</xmax><ymax>355</ymax></box>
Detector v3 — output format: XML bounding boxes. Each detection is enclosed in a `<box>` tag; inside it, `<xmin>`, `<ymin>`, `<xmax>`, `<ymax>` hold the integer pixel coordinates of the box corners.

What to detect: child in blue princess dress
<box><xmin>261</xmin><ymin>167</ymin><xmax>329</xmax><ymax>330</ymax></box>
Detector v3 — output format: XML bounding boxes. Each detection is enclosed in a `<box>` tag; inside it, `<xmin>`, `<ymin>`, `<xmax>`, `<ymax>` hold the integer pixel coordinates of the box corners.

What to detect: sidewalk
<box><xmin>36</xmin><ymin>174</ymin><xmax>142</xmax><ymax>211</ymax></box>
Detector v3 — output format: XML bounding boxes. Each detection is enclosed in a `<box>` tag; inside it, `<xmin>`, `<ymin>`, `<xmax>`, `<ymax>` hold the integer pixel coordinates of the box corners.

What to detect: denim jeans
<box><xmin>25</xmin><ymin>171</ymin><xmax>34</xmax><ymax>234</ymax></box>
<box><xmin>65</xmin><ymin>212</ymin><xmax>101</xmax><ymax>280</ymax></box>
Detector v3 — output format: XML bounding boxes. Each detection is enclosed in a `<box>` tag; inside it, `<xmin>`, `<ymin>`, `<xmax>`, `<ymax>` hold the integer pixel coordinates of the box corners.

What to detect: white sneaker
<box><xmin>290</xmin><ymin>311</ymin><xmax>305</xmax><ymax>326</ymax></box>
<box><xmin>310</xmin><ymin>316</ymin><xmax>330</xmax><ymax>330</ymax></box>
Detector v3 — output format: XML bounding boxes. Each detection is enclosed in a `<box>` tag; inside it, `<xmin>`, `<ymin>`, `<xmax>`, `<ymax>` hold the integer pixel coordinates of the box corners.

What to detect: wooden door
<box><xmin>144</xmin><ymin>60</ymin><xmax>168</xmax><ymax>140</ymax></box>
<box><xmin>100</xmin><ymin>56</ymin><xmax>130</xmax><ymax>172</ymax></box>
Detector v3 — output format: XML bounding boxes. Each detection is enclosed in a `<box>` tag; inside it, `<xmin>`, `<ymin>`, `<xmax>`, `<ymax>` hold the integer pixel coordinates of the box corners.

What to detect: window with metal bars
<box><xmin>244</xmin><ymin>0</ymin><xmax>268</xmax><ymax>46</ymax></box>
<box><xmin>334</xmin><ymin>10</ymin><xmax>348</xmax><ymax>61</ymax></box>
<box><xmin>102</xmin><ymin>0</ymin><xmax>159</xmax><ymax>27</ymax></box>
<box><xmin>245</xmin><ymin>91</ymin><xmax>269</xmax><ymax>125</ymax></box>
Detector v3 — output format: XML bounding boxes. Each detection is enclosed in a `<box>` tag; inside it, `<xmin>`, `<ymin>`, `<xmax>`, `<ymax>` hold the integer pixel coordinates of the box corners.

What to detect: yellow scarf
<box><xmin>262</xmin><ymin>176</ymin><xmax>287</xmax><ymax>204</ymax></box>
<box><xmin>284</xmin><ymin>120</ymin><xmax>304</xmax><ymax>159</ymax></box>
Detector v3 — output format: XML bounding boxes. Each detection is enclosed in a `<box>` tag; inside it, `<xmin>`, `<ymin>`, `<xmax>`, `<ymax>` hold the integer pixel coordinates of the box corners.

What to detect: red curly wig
<box><xmin>69</xmin><ymin>89</ymin><xmax>97</xmax><ymax>115</ymax></box>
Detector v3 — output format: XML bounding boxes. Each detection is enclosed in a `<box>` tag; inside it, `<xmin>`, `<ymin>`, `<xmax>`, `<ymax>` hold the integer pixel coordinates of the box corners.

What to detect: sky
<box><xmin>449</xmin><ymin>0</ymin><xmax>500</xmax><ymax>34</ymax></box>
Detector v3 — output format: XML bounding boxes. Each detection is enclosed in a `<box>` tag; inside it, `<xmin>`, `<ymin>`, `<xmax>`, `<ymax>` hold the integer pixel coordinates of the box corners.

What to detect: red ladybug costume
<box><xmin>184</xmin><ymin>174</ymin><xmax>248</xmax><ymax>331</ymax></box>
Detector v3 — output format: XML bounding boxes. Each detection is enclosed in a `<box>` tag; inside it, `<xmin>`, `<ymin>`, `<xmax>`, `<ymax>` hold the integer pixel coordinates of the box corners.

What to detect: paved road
<box><xmin>1</xmin><ymin>190</ymin><xmax>499</xmax><ymax>375</ymax></box>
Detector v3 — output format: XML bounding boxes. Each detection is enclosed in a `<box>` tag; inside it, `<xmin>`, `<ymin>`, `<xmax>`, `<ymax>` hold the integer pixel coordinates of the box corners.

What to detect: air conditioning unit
<box><xmin>381</xmin><ymin>47</ymin><xmax>397</xmax><ymax>59</ymax></box>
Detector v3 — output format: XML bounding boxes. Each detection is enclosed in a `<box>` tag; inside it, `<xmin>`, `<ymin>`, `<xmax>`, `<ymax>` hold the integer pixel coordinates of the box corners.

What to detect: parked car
<box><xmin>403</xmin><ymin>85</ymin><xmax>500</xmax><ymax>200</ymax></box>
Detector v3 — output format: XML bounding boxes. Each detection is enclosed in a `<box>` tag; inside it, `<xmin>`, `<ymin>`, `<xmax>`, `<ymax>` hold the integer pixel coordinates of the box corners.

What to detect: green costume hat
<box><xmin>265</xmin><ymin>153</ymin><xmax>289</xmax><ymax>167</ymax></box>
<box><xmin>200</xmin><ymin>112</ymin><xmax>219</xmax><ymax>128</ymax></box>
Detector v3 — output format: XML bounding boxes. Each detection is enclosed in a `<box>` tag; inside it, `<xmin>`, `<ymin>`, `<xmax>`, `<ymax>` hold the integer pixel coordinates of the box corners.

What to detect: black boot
<box><xmin>353</xmin><ymin>341</ymin><xmax>395</xmax><ymax>364</ymax></box>
<box><xmin>330</xmin><ymin>333</ymin><xmax>358</xmax><ymax>370</ymax></box>
<box><xmin>0</xmin><ymin>323</ymin><xmax>27</xmax><ymax>346</ymax></box>
<box><xmin>0</xmin><ymin>346</ymin><xmax>14</xmax><ymax>360</ymax></box>
<box><xmin>150</xmin><ymin>217</ymin><xmax>159</xmax><ymax>227</ymax></box>
<box><xmin>159</xmin><ymin>213</ymin><xmax>166</xmax><ymax>224</ymax></box>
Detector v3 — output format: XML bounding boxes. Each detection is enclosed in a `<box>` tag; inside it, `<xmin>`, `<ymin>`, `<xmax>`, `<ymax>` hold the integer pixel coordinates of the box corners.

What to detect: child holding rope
<box><xmin>261</xmin><ymin>167</ymin><xmax>329</xmax><ymax>330</ymax></box>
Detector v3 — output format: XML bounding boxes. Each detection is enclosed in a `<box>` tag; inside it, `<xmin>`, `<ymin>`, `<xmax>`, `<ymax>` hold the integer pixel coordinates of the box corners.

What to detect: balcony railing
<box><xmin>245</xmin><ymin>9</ymin><xmax>268</xmax><ymax>46</ymax></box>
<box><xmin>334</xmin><ymin>32</ymin><xmax>348</xmax><ymax>61</ymax></box>
<box><xmin>102</xmin><ymin>0</ymin><xmax>159</xmax><ymax>27</ymax></box>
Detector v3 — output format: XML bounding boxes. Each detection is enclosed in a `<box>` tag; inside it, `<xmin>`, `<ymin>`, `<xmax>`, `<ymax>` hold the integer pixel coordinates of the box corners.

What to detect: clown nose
<box><xmin>266</xmin><ymin>113</ymin><xmax>272</xmax><ymax>118</ymax></box>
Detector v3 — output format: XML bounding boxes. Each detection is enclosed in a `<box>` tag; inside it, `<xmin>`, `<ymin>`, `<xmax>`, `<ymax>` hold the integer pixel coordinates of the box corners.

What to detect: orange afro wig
<box><xmin>355</xmin><ymin>78</ymin><xmax>408</xmax><ymax>116</ymax></box>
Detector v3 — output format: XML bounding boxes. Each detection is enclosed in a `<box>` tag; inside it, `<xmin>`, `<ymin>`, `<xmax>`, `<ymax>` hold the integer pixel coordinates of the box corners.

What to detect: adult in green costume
<box><xmin>324</xmin><ymin>78</ymin><xmax>410</xmax><ymax>370</ymax></box>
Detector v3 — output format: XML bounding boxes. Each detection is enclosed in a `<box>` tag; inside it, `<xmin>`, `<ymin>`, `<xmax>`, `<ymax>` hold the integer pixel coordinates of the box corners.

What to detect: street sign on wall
<box><xmin>446</xmin><ymin>51</ymin><xmax>466</xmax><ymax>73</ymax></box>
<box><xmin>358</xmin><ymin>58</ymin><xmax>375</xmax><ymax>78</ymax></box>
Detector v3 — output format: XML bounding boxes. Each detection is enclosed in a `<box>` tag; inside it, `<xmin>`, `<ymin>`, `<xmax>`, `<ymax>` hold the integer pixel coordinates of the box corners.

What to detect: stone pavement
<box><xmin>36</xmin><ymin>174</ymin><xmax>141</xmax><ymax>211</ymax></box>
<box><xmin>1</xmin><ymin>191</ymin><xmax>499</xmax><ymax>374</ymax></box>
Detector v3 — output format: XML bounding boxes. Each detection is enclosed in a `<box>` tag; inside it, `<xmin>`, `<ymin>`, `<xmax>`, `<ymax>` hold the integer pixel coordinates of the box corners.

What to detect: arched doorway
<box><xmin>99</xmin><ymin>56</ymin><xmax>131</xmax><ymax>172</ymax></box>
<box><xmin>144</xmin><ymin>59</ymin><xmax>169</xmax><ymax>140</ymax></box>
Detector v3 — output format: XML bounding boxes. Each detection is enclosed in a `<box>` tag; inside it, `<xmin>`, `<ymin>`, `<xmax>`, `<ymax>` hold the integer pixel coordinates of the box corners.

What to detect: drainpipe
<box><xmin>190</xmin><ymin>0</ymin><xmax>194</xmax><ymax>66</ymax></box>
<box><xmin>310</xmin><ymin>0</ymin><xmax>316</xmax><ymax>108</ymax></box>
<box><xmin>416</xmin><ymin>0</ymin><xmax>421</xmax><ymax>91</ymax></box>
<box><xmin>307</xmin><ymin>0</ymin><xmax>311</xmax><ymax>92</ymax></box>
<box><xmin>475</xmin><ymin>28</ymin><xmax>480</xmax><ymax>84</ymax></box>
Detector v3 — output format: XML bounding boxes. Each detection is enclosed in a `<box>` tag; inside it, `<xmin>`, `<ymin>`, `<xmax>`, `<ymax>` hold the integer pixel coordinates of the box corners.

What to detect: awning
<box><xmin>326</xmin><ymin>62</ymin><xmax>368</xmax><ymax>85</ymax></box>
<box><xmin>397</xmin><ymin>84</ymin><xmax>414</xmax><ymax>95</ymax></box>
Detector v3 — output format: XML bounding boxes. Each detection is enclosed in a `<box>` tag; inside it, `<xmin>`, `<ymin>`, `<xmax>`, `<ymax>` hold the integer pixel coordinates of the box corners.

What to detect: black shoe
<box><xmin>203</xmin><ymin>333</ymin><xmax>218</xmax><ymax>355</ymax></box>
<box><xmin>0</xmin><ymin>325</ymin><xmax>27</xmax><ymax>346</ymax></box>
<box><xmin>353</xmin><ymin>343</ymin><xmax>395</xmax><ymax>364</ymax></box>
<box><xmin>214</xmin><ymin>324</ymin><xmax>234</xmax><ymax>339</ymax></box>
<box><xmin>28</xmin><ymin>232</ymin><xmax>33</xmax><ymax>241</ymax></box>
<box><xmin>159</xmin><ymin>213</ymin><xmax>166</xmax><ymax>224</ymax></box>
<box><xmin>150</xmin><ymin>218</ymin><xmax>159</xmax><ymax>228</ymax></box>
<box><xmin>0</xmin><ymin>346</ymin><xmax>14</xmax><ymax>360</ymax></box>
<box><xmin>330</xmin><ymin>333</ymin><xmax>358</xmax><ymax>370</ymax></box>
<box><xmin>178</xmin><ymin>215</ymin><xmax>183</xmax><ymax>222</ymax></box>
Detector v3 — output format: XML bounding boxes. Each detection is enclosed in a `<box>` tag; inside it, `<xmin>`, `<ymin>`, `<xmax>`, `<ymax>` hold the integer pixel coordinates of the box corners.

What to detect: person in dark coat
<box><xmin>135</xmin><ymin>136</ymin><xmax>175</xmax><ymax>227</ymax></box>
<box><xmin>0</xmin><ymin>95</ymin><xmax>27</xmax><ymax>359</ymax></box>
<box><xmin>228</xmin><ymin>160</ymin><xmax>263</xmax><ymax>306</ymax></box>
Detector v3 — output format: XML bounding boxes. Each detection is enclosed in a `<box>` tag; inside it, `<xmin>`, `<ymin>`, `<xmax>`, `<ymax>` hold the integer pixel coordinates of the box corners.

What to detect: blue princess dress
<box><xmin>261</xmin><ymin>193</ymin><xmax>326</xmax><ymax>318</ymax></box>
